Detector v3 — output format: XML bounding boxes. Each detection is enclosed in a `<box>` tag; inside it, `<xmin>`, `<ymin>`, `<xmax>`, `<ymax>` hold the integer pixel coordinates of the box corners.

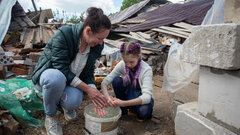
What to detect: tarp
<box><xmin>0</xmin><ymin>0</ymin><xmax>17</xmax><ymax>45</ymax></box>
<box><xmin>102</xmin><ymin>44</ymin><xmax>121</xmax><ymax>67</ymax></box>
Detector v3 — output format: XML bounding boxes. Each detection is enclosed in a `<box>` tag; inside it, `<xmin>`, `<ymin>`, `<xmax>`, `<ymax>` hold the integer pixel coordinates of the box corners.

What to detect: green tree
<box><xmin>66</xmin><ymin>12</ymin><xmax>85</xmax><ymax>24</ymax></box>
<box><xmin>120</xmin><ymin>0</ymin><xmax>144</xmax><ymax>11</ymax></box>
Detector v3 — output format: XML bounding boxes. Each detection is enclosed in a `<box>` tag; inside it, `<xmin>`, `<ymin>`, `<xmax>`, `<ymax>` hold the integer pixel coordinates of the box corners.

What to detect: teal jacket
<box><xmin>32</xmin><ymin>23</ymin><xmax>104</xmax><ymax>85</ymax></box>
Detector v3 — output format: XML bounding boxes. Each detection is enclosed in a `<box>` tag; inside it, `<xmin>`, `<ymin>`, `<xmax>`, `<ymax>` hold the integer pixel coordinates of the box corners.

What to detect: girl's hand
<box><xmin>112</xmin><ymin>98</ymin><xmax>126</xmax><ymax>107</ymax></box>
<box><xmin>106</xmin><ymin>96</ymin><xmax>117</xmax><ymax>108</ymax></box>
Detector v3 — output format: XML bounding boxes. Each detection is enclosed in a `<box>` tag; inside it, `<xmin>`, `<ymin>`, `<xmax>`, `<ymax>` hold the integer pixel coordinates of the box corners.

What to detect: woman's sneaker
<box><xmin>62</xmin><ymin>107</ymin><xmax>76</xmax><ymax>121</ymax></box>
<box><xmin>45</xmin><ymin>116</ymin><xmax>63</xmax><ymax>135</ymax></box>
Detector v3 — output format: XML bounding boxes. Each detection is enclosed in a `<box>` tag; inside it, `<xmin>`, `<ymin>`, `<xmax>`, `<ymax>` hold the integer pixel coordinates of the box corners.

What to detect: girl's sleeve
<box><xmin>139</xmin><ymin>68</ymin><xmax>153</xmax><ymax>104</ymax></box>
<box><xmin>102</xmin><ymin>60</ymin><xmax>124</xmax><ymax>85</ymax></box>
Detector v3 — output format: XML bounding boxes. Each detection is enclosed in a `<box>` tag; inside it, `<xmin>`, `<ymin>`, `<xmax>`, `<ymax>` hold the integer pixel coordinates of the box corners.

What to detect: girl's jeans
<box><xmin>112</xmin><ymin>76</ymin><xmax>154</xmax><ymax>120</ymax></box>
<box><xmin>35</xmin><ymin>69</ymin><xmax>83</xmax><ymax>116</ymax></box>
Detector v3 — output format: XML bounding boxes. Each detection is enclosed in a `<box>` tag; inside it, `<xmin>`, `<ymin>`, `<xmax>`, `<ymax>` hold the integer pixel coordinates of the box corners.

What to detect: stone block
<box><xmin>182</xmin><ymin>24</ymin><xmax>240</xmax><ymax>70</ymax></box>
<box><xmin>175</xmin><ymin>102</ymin><xmax>237</xmax><ymax>135</ymax></box>
<box><xmin>198</xmin><ymin>66</ymin><xmax>240</xmax><ymax>134</ymax></box>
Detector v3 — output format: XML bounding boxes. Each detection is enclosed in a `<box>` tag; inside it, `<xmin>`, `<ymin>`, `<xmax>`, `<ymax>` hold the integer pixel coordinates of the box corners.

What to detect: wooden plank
<box><xmin>39</xmin><ymin>10</ymin><xmax>51</xmax><ymax>23</ymax></box>
<box><xmin>118</xmin><ymin>33</ymin><xmax>153</xmax><ymax>44</ymax></box>
<box><xmin>24</xmin><ymin>28</ymin><xmax>35</xmax><ymax>49</ymax></box>
<box><xmin>104</xmin><ymin>39</ymin><xmax>123</xmax><ymax>48</ymax></box>
<box><xmin>22</xmin><ymin>16</ymin><xmax>35</xmax><ymax>27</ymax></box>
<box><xmin>129</xmin><ymin>32</ymin><xmax>145</xmax><ymax>40</ymax></box>
<box><xmin>159</xmin><ymin>26</ymin><xmax>191</xmax><ymax>36</ymax></box>
<box><xmin>136</xmin><ymin>32</ymin><xmax>151</xmax><ymax>39</ymax></box>
<box><xmin>144</xmin><ymin>30</ymin><xmax>153</xmax><ymax>34</ymax></box>
<box><xmin>20</xmin><ymin>28</ymin><xmax>26</xmax><ymax>43</ymax></box>
<box><xmin>104</xmin><ymin>39</ymin><xmax>161</xmax><ymax>52</ymax></box>
<box><xmin>44</xmin><ymin>29</ymin><xmax>52</xmax><ymax>44</ymax></box>
<box><xmin>39</xmin><ymin>25</ymin><xmax>43</xmax><ymax>44</ymax></box>
<box><xmin>21</xmin><ymin>28</ymin><xmax>31</xmax><ymax>45</ymax></box>
<box><xmin>34</xmin><ymin>27</ymin><xmax>41</xmax><ymax>44</ymax></box>
<box><xmin>151</xmin><ymin>28</ymin><xmax>188</xmax><ymax>38</ymax></box>
<box><xmin>173</xmin><ymin>22</ymin><xmax>193</xmax><ymax>30</ymax></box>
<box><xmin>142</xmin><ymin>49</ymin><xmax>154</xmax><ymax>54</ymax></box>
<box><xmin>31</xmin><ymin>28</ymin><xmax>38</xmax><ymax>45</ymax></box>
<box><xmin>160</xmin><ymin>26</ymin><xmax>191</xmax><ymax>33</ymax></box>
<box><xmin>117</xmin><ymin>38</ymin><xmax>126</xmax><ymax>42</ymax></box>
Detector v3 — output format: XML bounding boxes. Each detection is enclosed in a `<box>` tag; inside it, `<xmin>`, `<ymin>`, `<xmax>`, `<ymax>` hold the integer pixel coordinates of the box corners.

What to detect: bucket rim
<box><xmin>84</xmin><ymin>104</ymin><xmax>122</xmax><ymax>123</ymax></box>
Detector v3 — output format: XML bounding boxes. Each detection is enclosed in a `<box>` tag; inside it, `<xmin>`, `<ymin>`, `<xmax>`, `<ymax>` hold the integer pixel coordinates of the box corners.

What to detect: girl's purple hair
<box><xmin>120</xmin><ymin>42</ymin><xmax>142</xmax><ymax>88</ymax></box>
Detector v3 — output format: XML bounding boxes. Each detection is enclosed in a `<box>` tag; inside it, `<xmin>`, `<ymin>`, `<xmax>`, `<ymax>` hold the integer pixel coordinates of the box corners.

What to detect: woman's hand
<box><xmin>87</xmin><ymin>87</ymin><xmax>106</xmax><ymax>109</ymax></box>
<box><xmin>94</xmin><ymin>106</ymin><xmax>106</xmax><ymax>117</ymax></box>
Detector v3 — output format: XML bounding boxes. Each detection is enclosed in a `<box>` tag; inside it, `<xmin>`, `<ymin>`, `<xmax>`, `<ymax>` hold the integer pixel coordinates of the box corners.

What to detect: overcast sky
<box><xmin>18</xmin><ymin>0</ymin><xmax>182</xmax><ymax>16</ymax></box>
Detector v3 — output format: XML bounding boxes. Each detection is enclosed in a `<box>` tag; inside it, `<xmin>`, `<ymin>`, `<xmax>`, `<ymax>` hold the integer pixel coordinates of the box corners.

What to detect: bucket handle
<box><xmin>83</xmin><ymin>127</ymin><xmax>92</xmax><ymax>135</ymax></box>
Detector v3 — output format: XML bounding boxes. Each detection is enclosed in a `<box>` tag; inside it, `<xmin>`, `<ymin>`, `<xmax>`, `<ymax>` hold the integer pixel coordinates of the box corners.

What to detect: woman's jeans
<box><xmin>112</xmin><ymin>76</ymin><xmax>154</xmax><ymax>120</ymax></box>
<box><xmin>35</xmin><ymin>69</ymin><xmax>83</xmax><ymax>116</ymax></box>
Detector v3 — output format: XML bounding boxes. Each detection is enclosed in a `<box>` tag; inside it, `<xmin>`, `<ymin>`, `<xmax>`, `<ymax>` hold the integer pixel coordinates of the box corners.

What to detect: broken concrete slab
<box><xmin>224</xmin><ymin>0</ymin><xmax>240</xmax><ymax>23</ymax></box>
<box><xmin>182</xmin><ymin>24</ymin><xmax>240</xmax><ymax>70</ymax></box>
<box><xmin>175</xmin><ymin>102</ymin><xmax>237</xmax><ymax>135</ymax></box>
<box><xmin>198</xmin><ymin>66</ymin><xmax>240</xmax><ymax>134</ymax></box>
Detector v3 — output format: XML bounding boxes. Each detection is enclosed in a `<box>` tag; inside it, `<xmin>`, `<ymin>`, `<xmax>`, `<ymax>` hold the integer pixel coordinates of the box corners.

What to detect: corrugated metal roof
<box><xmin>113</xmin><ymin>0</ymin><xmax>214</xmax><ymax>32</ymax></box>
<box><xmin>109</xmin><ymin>0</ymin><xmax>150</xmax><ymax>24</ymax></box>
<box><xmin>11</xmin><ymin>1</ymin><xmax>26</xmax><ymax>17</ymax></box>
<box><xmin>9</xmin><ymin>1</ymin><xmax>35</xmax><ymax>32</ymax></box>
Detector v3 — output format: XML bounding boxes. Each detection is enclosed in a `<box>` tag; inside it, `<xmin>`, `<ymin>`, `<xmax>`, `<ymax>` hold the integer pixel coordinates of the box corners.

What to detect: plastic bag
<box><xmin>162</xmin><ymin>42</ymin><xmax>199</xmax><ymax>93</ymax></box>
<box><xmin>0</xmin><ymin>79</ymin><xmax>44</xmax><ymax>128</ymax></box>
<box><xmin>201</xmin><ymin>0</ymin><xmax>225</xmax><ymax>25</ymax></box>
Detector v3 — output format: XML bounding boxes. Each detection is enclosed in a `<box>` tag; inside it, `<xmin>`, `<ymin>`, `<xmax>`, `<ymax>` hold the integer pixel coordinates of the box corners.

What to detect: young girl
<box><xmin>101</xmin><ymin>42</ymin><xmax>154</xmax><ymax>121</ymax></box>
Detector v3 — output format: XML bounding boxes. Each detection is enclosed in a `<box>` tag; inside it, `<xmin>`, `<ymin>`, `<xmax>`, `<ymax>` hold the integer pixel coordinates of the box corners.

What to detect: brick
<box><xmin>10</xmin><ymin>64</ymin><xmax>29</xmax><ymax>75</ymax></box>
<box><xmin>29</xmin><ymin>52</ymin><xmax>42</xmax><ymax>62</ymax></box>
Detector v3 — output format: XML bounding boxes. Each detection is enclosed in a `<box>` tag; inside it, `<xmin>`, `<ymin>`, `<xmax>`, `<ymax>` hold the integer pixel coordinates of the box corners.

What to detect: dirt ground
<box><xmin>23</xmin><ymin>74</ymin><xmax>175</xmax><ymax>135</ymax></box>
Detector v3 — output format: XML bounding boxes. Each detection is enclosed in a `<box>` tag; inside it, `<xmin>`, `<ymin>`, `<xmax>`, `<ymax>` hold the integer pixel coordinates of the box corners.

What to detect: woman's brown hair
<box><xmin>83</xmin><ymin>7</ymin><xmax>111</xmax><ymax>33</ymax></box>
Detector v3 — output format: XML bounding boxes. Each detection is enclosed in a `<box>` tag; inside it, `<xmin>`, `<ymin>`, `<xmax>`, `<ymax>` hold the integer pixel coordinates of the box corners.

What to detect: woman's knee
<box><xmin>40</xmin><ymin>69</ymin><xmax>66</xmax><ymax>92</ymax></box>
<box><xmin>61</xmin><ymin>87</ymin><xmax>83</xmax><ymax>110</ymax></box>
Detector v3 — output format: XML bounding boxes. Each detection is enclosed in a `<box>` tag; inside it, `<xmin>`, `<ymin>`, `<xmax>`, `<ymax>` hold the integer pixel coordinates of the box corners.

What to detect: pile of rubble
<box><xmin>0</xmin><ymin>0</ymin><xmax>215</xmax><ymax>133</ymax></box>
<box><xmin>0</xmin><ymin>1</ymin><xmax>58</xmax><ymax>80</ymax></box>
<box><xmin>105</xmin><ymin>0</ymin><xmax>213</xmax><ymax>73</ymax></box>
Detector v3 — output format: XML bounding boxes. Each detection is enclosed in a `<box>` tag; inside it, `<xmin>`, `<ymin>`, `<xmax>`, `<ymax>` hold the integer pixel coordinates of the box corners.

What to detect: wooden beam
<box><xmin>104</xmin><ymin>39</ymin><xmax>161</xmax><ymax>52</ymax></box>
<box><xmin>151</xmin><ymin>28</ymin><xmax>188</xmax><ymax>38</ymax></box>
<box><xmin>24</xmin><ymin>28</ymin><xmax>35</xmax><ymax>49</ymax></box>
<box><xmin>104</xmin><ymin>39</ymin><xmax>123</xmax><ymax>48</ymax></box>
<box><xmin>136</xmin><ymin>32</ymin><xmax>151</xmax><ymax>39</ymax></box>
<box><xmin>158</xmin><ymin>26</ymin><xmax>191</xmax><ymax>36</ymax></box>
<box><xmin>31</xmin><ymin>0</ymin><xmax>37</xmax><ymax>12</ymax></box>
<box><xmin>159</xmin><ymin>26</ymin><xmax>191</xmax><ymax>33</ymax></box>
<box><xmin>118</xmin><ymin>33</ymin><xmax>153</xmax><ymax>44</ymax></box>
<box><xmin>173</xmin><ymin>22</ymin><xmax>193</xmax><ymax>30</ymax></box>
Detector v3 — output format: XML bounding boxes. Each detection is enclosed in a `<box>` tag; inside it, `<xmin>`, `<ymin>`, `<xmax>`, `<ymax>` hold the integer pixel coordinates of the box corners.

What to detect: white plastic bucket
<box><xmin>84</xmin><ymin>104</ymin><xmax>122</xmax><ymax>135</ymax></box>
